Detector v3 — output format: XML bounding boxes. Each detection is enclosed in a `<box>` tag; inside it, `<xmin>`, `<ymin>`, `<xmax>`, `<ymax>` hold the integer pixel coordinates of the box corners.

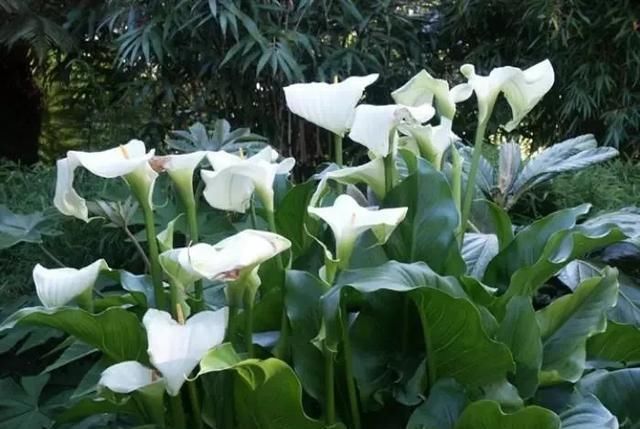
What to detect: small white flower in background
<box><xmin>460</xmin><ymin>59</ymin><xmax>554</xmax><ymax>130</ymax></box>
<box><xmin>308</xmin><ymin>194</ymin><xmax>408</xmax><ymax>267</ymax></box>
<box><xmin>99</xmin><ymin>307</ymin><xmax>228</xmax><ymax>396</ymax></box>
<box><xmin>284</xmin><ymin>74</ymin><xmax>379</xmax><ymax>136</ymax></box>
<box><xmin>33</xmin><ymin>259</ymin><xmax>109</xmax><ymax>308</ymax></box>
<box><xmin>150</xmin><ymin>151</ymin><xmax>207</xmax><ymax>192</ymax></box>
<box><xmin>348</xmin><ymin>104</ymin><xmax>436</xmax><ymax>158</ymax></box>
<box><xmin>201</xmin><ymin>146</ymin><xmax>295</xmax><ymax>213</ymax></box>
<box><xmin>54</xmin><ymin>140</ymin><xmax>156</xmax><ymax>222</ymax></box>
<box><xmin>178</xmin><ymin>229</ymin><xmax>291</xmax><ymax>281</ymax></box>
<box><xmin>392</xmin><ymin>69</ymin><xmax>473</xmax><ymax>120</ymax></box>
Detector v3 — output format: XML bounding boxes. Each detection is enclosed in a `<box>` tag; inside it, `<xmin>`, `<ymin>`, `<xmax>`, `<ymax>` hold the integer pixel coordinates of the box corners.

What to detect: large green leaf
<box><xmin>576</xmin><ymin>368</ymin><xmax>640</xmax><ymax>425</ymax></box>
<box><xmin>559</xmin><ymin>395</ymin><xmax>618</xmax><ymax>429</ymax></box>
<box><xmin>284</xmin><ymin>270</ymin><xmax>328</xmax><ymax>401</ymax></box>
<box><xmin>536</xmin><ymin>268</ymin><xmax>618</xmax><ymax>383</ymax></box>
<box><xmin>276</xmin><ymin>181</ymin><xmax>320</xmax><ymax>260</ymax></box>
<box><xmin>0</xmin><ymin>375</ymin><xmax>54</xmax><ymax>429</ymax></box>
<box><xmin>608</xmin><ymin>271</ymin><xmax>640</xmax><ymax>327</ymax></box>
<box><xmin>454</xmin><ymin>400</ymin><xmax>560</xmax><ymax>429</ymax></box>
<box><xmin>0</xmin><ymin>205</ymin><xmax>61</xmax><ymax>249</ymax></box>
<box><xmin>461</xmin><ymin>233</ymin><xmax>499</xmax><ymax>279</ymax></box>
<box><xmin>0</xmin><ymin>307</ymin><xmax>147</xmax><ymax>362</ymax></box>
<box><xmin>198</xmin><ymin>348</ymin><xmax>325</xmax><ymax>429</ymax></box>
<box><xmin>587</xmin><ymin>321</ymin><xmax>640</xmax><ymax>364</ymax></box>
<box><xmin>470</xmin><ymin>199</ymin><xmax>514</xmax><ymax>250</ymax></box>
<box><xmin>321</xmin><ymin>262</ymin><xmax>513</xmax><ymax>389</ymax></box>
<box><xmin>384</xmin><ymin>158</ymin><xmax>464</xmax><ymax>276</ymax></box>
<box><xmin>496</xmin><ymin>296</ymin><xmax>542</xmax><ymax>398</ymax></box>
<box><xmin>406</xmin><ymin>379</ymin><xmax>468</xmax><ymax>429</ymax></box>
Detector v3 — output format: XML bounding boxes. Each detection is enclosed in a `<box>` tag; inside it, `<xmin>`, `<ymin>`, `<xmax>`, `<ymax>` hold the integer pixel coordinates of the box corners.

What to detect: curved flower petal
<box><xmin>308</xmin><ymin>194</ymin><xmax>407</xmax><ymax>265</ymax></box>
<box><xmin>405</xmin><ymin>118</ymin><xmax>459</xmax><ymax>169</ymax></box>
<box><xmin>284</xmin><ymin>74</ymin><xmax>379</xmax><ymax>136</ymax></box>
<box><xmin>53</xmin><ymin>157</ymin><xmax>88</xmax><ymax>221</ymax></box>
<box><xmin>202</xmin><ymin>148</ymin><xmax>295</xmax><ymax>213</ymax></box>
<box><xmin>144</xmin><ymin>308</ymin><xmax>229</xmax><ymax>396</ymax></box>
<box><xmin>99</xmin><ymin>361</ymin><xmax>156</xmax><ymax>394</ymax></box>
<box><xmin>461</xmin><ymin>60</ymin><xmax>554</xmax><ymax>130</ymax></box>
<box><xmin>392</xmin><ymin>70</ymin><xmax>472</xmax><ymax>119</ymax></box>
<box><xmin>312</xmin><ymin>158</ymin><xmax>386</xmax><ymax>203</ymax></box>
<box><xmin>180</xmin><ymin>230</ymin><xmax>291</xmax><ymax>280</ymax></box>
<box><xmin>349</xmin><ymin>104</ymin><xmax>435</xmax><ymax>157</ymax></box>
<box><xmin>33</xmin><ymin>259</ymin><xmax>109</xmax><ymax>308</ymax></box>
<box><xmin>69</xmin><ymin>139</ymin><xmax>154</xmax><ymax>178</ymax></box>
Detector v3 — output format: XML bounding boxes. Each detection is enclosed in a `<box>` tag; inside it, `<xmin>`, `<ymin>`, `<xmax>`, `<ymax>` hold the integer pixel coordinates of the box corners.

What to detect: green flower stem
<box><xmin>460</xmin><ymin>100</ymin><xmax>495</xmax><ymax>238</ymax></box>
<box><xmin>128</xmin><ymin>177</ymin><xmax>166</xmax><ymax>311</ymax></box>
<box><xmin>383</xmin><ymin>153</ymin><xmax>396</xmax><ymax>194</ymax></box>
<box><xmin>186</xmin><ymin>203</ymin><xmax>204</xmax><ymax>312</ymax></box>
<box><xmin>265</xmin><ymin>209</ymin><xmax>284</xmax><ymax>271</ymax></box>
<box><xmin>244</xmin><ymin>287</ymin><xmax>257</xmax><ymax>357</ymax></box>
<box><xmin>169</xmin><ymin>394</ymin><xmax>187</xmax><ymax>429</ymax></box>
<box><xmin>451</xmin><ymin>145</ymin><xmax>463</xmax><ymax>246</ymax></box>
<box><xmin>340</xmin><ymin>301</ymin><xmax>361</xmax><ymax>429</ymax></box>
<box><xmin>334</xmin><ymin>134</ymin><xmax>343</xmax><ymax>167</ymax></box>
<box><xmin>187</xmin><ymin>381</ymin><xmax>203</xmax><ymax>429</ymax></box>
<box><xmin>323</xmin><ymin>344</ymin><xmax>336</xmax><ymax>426</ymax></box>
<box><xmin>169</xmin><ymin>279</ymin><xmax>183</xmax><ymax>322</ymax></box>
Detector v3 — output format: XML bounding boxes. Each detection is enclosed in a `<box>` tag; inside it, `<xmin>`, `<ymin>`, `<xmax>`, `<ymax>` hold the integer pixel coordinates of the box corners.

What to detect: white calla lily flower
<box><xmin>460</xmin><ymin>59</ymin><xmax>554</xmax><ymax>130</ymax></box>
<box><xmin>284</xmin><ymin>74</ymin><xmax>379</xmax><ymax>136</ymax></box>
<box><xmin>151</xmin><ymin>151</ymin><xmax>206</xmax><ymax>192</ymax></box>
<box><xmin>201</xmin><ymin>147</ymin><xmax>295</xmax><ymax>213</ymax></box>
<box><xmin>99</xmin><ymin>361</ymin><xmax>157</xmax><ymax>394</ymax></box>
<box><xmin>33</xmin><ymin>259</ymin><xmax>109</xmax><ymax>308</ymax></box>
<box><xmin>54</xmin><ymin>140</ymin><xmax>156</xmax><ymax>221</ymax></box>
<box><xmin>404</xmin><ymin>118</ymin><xmax>459</xmax><ymax>169</ymax></box>
<box><xmin>311</xmin><ymin>158</ymin><xmax>386</xmax><ymax>206</ymax></box>
<box><xmin>179</xmin><ymin>230</ymin><xmax>291</xmax><ymax>281</ymax></box>
<box><xmin>348</xmin><ymin>104</ymin><xmax>435</xmax><ymax>157</ymax></box>
<box><xmin>392</xmin><ymin>69</ymin><xmax>472</xmax><ymax>119</ymax></box>
<box><xmin>308</xmin><ymin>194</ymin><xmax>408</xmax><ymax>268</ymax></box>
<box><xmin>144</xmin><ymin>308</ymin><xmax>228</xmax><ymax>396</ymax></box>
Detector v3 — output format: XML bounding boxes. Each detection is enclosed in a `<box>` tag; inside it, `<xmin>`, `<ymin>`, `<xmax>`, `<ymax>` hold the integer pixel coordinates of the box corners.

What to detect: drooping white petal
<box><xmin>53</xmin><ymin>157</ymin><xmax>88</xmax><ymax>221</ymax></box>
<box><xmin>392</xmin><ymin>70</ymin><xmax>472</xmax><ymax>119</ymax></box>
<box><xmin>202</xmin><ymin>148</ymin><xmax>295</xmax><ymax>213</ymax></box>
<box><xmin>404</xmin><ymin>118</ymin><xmax>459</xmax><ymax>168</ymax></box>
<box><xmin>69</xmin><ymin>139</ymin><xmax>154</xmax><ymax>179</ymax></box>
<box><xmin>180</xmin><ymin>230</ymin><xmax>291</xmax><ymax>280</ymax></box>
<box><xmin>312</xmin><ymin>158</ymin><xmax>386</xmax><ymax>203</ymax></box>
<box><xmin>308</xmin><ymin>194</ymin><xmax>407</xmax><ymax>264</ymax></box>
<box><xmin>33</xmin><ymin>259</ymin><xmax>109</xmax><ymax>308</ymax></box>
<box><xmin>99</xmin><ymin>361</ymin><xmax>156</xmax><ymax>394</ymax></box>
<box><xmin>461</xmin><ymin>60</ymin><xmax>554</xmax><ymax>130</ymax></box>
<box><xmin>349</xmin><ymin>104</ymin><xmax>435</xmax><ymax>157</ymax></box>
<box><xmin>144</xmin><ymin>308</ymin><xmax>229</xmax><ymax>396</ymax></box>
<box><xmin>284</xmin><ymin>74</ymin><xmax>379</xmax><ymax>136</ymax></box>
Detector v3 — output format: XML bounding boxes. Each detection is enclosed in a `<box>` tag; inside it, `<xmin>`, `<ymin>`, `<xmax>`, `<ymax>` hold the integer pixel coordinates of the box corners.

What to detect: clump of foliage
<box><xmin>1</xmin><ymin>58</ymin><xmax>639</xmax><ymax>429</ymax></box>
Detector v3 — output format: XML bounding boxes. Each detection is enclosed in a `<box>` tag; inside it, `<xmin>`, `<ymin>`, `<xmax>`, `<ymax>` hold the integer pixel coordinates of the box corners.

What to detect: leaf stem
<box><xmin>122</xmin><ymin>225</ymin><xmax>151</xmax><ymax>272</ymax></box>
<box><xmin>323</xmin><ymin>344</ymin><xmax>336</xmax><ymax>425</ymax></box>
<box><xmin>185</xmin><ymin>200</ymin><xmax>204</xmax><ymax>312</ymax></box>
<box><xmin>140</xmin><ymin>200</ymin><xmax>167</xmax><ymax>311</ymax></box>
<box><xmin>341</xmin><ymin>301</ymin><xmax>361</xmax><ymax>429</ymax></box>
<box><xmin>38</xmin><ymin>243</ymin><xmax>65</xmax><ymax>267</ymax></box>
<box><xmin>384</xmin><ymin>153</ymin><xmax>395</xmax><ymax>194</ymax></box>
<box><xmin>417</xmin><ymin>299</ymin><xmax>437</xmax><ymax>393</ymax></box>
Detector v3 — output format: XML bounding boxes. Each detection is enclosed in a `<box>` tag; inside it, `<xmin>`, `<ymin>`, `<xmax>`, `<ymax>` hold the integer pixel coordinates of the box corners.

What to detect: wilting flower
<box><xmin>308</xmin><ymin>194</ymin><xmax>408</xmax><ymax>268</ymax></box>
<box><xmin>54</xmin><ymin>140</ymin><xmax>156</xmax><ymax>222</ymax></box>
<box><xmin>460</xmin><ymin>59</ymin><xmax>554</xmax><ymax>130</ymax></box>
<box><xmin>99</xmin><ymin>307</ymin><xmax>228</xmax><ymax>396</ymax></box>
<box><xmin>284</xmin><ymin>74</ymin><xmax>379</xmax><ymax>136</ymax></box>
<box><xmin>201</xmin><ymin>147</ymin><xmax>295</xmax><ymax>213</ymax></box>
<box><xmin>348</xmin><ymin>104</ymin><xmax>435</xmax><ymax>157</ymax></box>
<box><xmin>392</xmin><ymin>69</ymin><xmax>472</xmax><ymax>120</ymax></box>
<box><xmin>178</xmin><ymin>230</ymin><xmax>291</xmax><ymax>281</ymax></box>
<box><xmin>33</xmin><ymin>259</ymin><xmax>109</xmax><ymax>308</ymax></box>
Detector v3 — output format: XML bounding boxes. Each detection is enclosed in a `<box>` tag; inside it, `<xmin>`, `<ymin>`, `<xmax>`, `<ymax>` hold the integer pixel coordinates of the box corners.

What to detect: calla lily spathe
<box><xmin>201</xmin><ymin>147</ymin><xmax>295</xmax><ymax>213</ymax></box>
<box><xmin>33</xmin><ymin>259</ymin><xmax>109</xmax><ymax>308</ymax></box>
<box><xmin>403</xmin><ymin>117</ymin><xmax>459</xmax><ymax>169</ymax></box>
<box><xmin>392</xmin><ymin>69</ymin><xmax>472</xmax><ymax>119</ymax></box>
<box><xmin>54</xmin><ymin>140</ymin><xmax>157</xmax><ymax>221</ymax></box>
<box><xmin>311</xmin><ymin>158</ymin><xmax>386</xmax><ymax>207</ymax></box>
<box><xmin>151</xmin><ymin>151</ymin><xmax>206</xmax><ymax>192</ymax></box>
<box><xmin>460</xmin><ymin>59</ymin><xmax>554</xmax><ymax>130</ymax></box>
<box><xmin>99</xmin><ymin>307</ymin><xmax>228</xmax><ymax>396</ymax></box>
<box><xmin>284</xmin><ymin>74</ymin><xmax>379</xmax><ymax>136</ymax></box>
<box><xmin>179</xmin><ymin>229</ymin><xmax>291</xmax><ymax>281</ymax></box>
<box><xmin>308</xmin><ymin>194</ymin><xmax>407</xmax><ymax>268</ymax></box>
<box><xmin>348</xmin><ymin>104</ymin><xmax>436</xmax><ymax>157</ymax></box>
